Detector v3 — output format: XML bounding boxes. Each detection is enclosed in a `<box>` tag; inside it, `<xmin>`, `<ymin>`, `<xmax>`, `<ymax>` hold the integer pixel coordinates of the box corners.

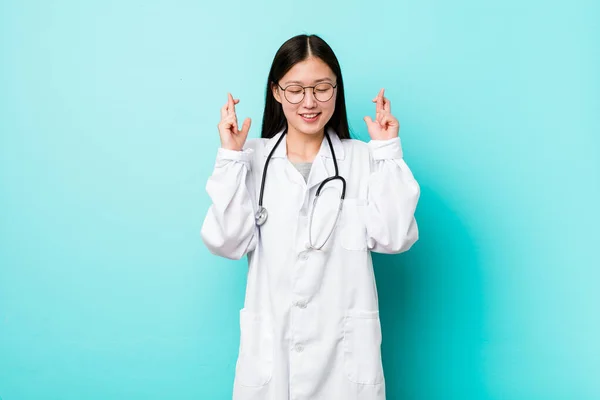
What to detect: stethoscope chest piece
<box><xmin>255</xmin><ymin>206</ymin><xmax>268</xmax><ymax>226</ymax></box>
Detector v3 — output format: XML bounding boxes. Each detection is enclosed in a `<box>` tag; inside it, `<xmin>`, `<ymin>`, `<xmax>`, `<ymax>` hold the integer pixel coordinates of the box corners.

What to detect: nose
<box><xmin>302</xmin><ymin>88</ymin><xmax>317</xmax><ymax>108</ymax></box>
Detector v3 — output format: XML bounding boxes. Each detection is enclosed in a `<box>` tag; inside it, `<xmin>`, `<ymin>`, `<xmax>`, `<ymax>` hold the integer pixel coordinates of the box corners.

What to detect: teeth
<box><xmin>302</xmin><ymin>113</ymin><xmax>318</xmax><ymax>118</ymax></box>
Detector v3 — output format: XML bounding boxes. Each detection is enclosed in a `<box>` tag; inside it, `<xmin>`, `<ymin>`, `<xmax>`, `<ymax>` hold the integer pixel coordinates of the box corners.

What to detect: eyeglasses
<box><xmin>277</xmin><ymin>82</ymin><xmax>337</xmax><ymax>104</ymax></box>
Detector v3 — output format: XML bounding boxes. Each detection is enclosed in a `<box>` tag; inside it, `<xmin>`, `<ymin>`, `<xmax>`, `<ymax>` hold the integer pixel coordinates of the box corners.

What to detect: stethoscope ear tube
<box><xmin>316</xmin><ymin>175</ymin><xmax>346</xmax><ymax>200</ymax></box>
<box><xmin>308</xmin><ymin>194</ymin><xmax>344</xmax><ymax>251</ymax></box>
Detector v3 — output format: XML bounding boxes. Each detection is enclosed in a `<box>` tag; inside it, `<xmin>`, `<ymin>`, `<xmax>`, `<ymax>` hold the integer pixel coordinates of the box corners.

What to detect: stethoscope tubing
<box><xmin>256</xmin><ymin>129</ymin><xmax>347</xmax><ymax>251</ymax></box>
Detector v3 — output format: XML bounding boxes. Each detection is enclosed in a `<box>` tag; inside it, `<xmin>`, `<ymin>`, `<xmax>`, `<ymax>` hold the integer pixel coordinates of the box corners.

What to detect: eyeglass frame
<box><xmin>276</xmin><ymin>82</ymin><xmax>338</xmax><ymax>104</ymax></box>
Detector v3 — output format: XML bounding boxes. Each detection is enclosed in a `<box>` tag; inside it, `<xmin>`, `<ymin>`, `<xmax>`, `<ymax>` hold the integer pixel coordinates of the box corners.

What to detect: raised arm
<box><xmin>201</xmin><ymin>94</ymin><xmax>258</xmax><ymax>260</ymax></box>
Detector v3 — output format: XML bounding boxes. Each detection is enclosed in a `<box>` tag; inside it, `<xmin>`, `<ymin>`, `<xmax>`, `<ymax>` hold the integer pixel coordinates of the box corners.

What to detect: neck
<box><xmin>286</xmin><ymin>126</ymin><xmax>324</xmax><ymax>163</ymax></box>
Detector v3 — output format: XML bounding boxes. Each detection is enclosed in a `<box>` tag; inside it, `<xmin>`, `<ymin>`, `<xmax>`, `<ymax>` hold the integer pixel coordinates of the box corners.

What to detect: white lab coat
<box><xmin>201</xmin><ymin>127</ymin><xmax>420</xmax><ymax>400</ymax></box>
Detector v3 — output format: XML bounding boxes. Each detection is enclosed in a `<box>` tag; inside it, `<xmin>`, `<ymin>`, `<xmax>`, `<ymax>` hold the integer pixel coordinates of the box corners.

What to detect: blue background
<box><xmin>1</xmin><ymin>0</ymin><xmax>599</xmax><ymax>399</ymax></box>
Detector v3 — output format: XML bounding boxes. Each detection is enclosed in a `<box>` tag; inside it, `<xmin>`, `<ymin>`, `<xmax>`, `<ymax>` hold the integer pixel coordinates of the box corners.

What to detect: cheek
<box><xmin>323</xmin><ymin>102</ymin><xmax>336</xmax><ymax>119</ymax></box>
<box><xmin>281</xmin><ymin>103</ymin><xmax>298</xmax><ymax>119</ymax></box>
<box><xmin>324</xmin><ymin>94</ymin><xmax>337</xmax><ymax>115</ymax></box>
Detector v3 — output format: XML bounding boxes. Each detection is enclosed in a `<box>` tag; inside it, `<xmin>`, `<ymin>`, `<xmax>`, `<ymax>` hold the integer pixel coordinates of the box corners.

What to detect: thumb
<box><xmin>364</xmin><ymin>116</ymin><xmax>376</xmax><ymax>129</ymax></box>
<box><xmin>240</xmin><ymin>117</ymin><xmax>252</xmax><ymax>136</ymax></box>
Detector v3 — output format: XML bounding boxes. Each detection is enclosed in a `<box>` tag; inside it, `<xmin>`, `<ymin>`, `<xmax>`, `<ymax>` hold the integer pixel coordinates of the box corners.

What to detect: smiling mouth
<box><xmin>300</xmin><ymin>113</ymin><xmax>321</xmax><ymax>121</ymax></box>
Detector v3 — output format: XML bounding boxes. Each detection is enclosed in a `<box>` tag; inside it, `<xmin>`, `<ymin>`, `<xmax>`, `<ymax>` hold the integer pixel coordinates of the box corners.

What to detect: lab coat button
<box><xmin>295</xmin><ymin>301</ymin><xmax>307</xmax><ymax>309</ymax></box>
<box><xmin>295</xmin><ymin>344</ymin><xmax>304</xmax><ymax>353</ymax></box>
<box><xmin>299</xmin><ymin>252</ymin><xmax>309</xmax><ymax>261</ymax></box>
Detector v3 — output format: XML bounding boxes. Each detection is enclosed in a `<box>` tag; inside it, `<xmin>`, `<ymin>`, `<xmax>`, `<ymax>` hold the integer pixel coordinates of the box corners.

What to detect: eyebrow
<box><xmin>283</xmin><ymin>78</ymin><xmax>333</xmax><ymax>85</ymax></box>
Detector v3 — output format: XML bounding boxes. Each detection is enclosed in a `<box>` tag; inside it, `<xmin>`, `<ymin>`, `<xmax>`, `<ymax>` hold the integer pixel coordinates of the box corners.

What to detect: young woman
<box><xmin>201</xmin><ymin>34</ymin><xmax>420</xmax><ymax>400</ymax></box>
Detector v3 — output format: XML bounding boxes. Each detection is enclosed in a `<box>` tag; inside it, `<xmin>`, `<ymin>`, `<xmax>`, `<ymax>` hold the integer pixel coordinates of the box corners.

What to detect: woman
<box><xmin>201</xmin><ymin>34</ymin><xmax>420</xmax><ymax>400</ymax></box>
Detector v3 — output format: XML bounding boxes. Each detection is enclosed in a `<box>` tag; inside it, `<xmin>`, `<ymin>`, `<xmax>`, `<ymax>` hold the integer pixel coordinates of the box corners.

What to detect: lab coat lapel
<box><xmin>307</xmin><ymin>128</ymin><xmax>345</xmax><ymax>191</ymax></box>
<box><xmin>307</xmin><ymin>154</ymin><xmax>330</xmax><ymax>192</ymax></box>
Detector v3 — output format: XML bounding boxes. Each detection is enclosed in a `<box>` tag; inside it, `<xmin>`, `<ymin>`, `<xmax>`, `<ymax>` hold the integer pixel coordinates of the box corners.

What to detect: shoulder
<box><xmin>340</xmin><ymin>138</ymin><xmax>371</xmax><ymax>160</ymax></box>
<box><xmin>240</xmin><ymin>137</ymin><xmax>270</xmax><ymax>167</ymax></box>
<box><xmin>243</xmin><ymin>137</ymin><xmax>268</xmax><ymax>152</ymax></box>
<box><xmin>341</xmin><ymin>137</ymin><xmax>369</xmax><ymax>149</ymax></box>
<box><xmin>242</xmin><ymin>137</ymin><xmax>273</xmax><ymax>156</ymax></box>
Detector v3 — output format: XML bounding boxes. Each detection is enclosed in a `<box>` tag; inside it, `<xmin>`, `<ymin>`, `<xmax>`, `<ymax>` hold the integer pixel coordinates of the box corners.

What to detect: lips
<box><xmin>300</xmin><ymin>112</ymin><xmax>321</xmax><ymax>122</ymax></box>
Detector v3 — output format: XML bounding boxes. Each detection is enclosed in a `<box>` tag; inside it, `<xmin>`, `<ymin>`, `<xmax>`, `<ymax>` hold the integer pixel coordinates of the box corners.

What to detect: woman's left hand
<box><xmin>364</xmin><ymin>88</ymin><xmax>400</xmax><ymax>140</ymax></box>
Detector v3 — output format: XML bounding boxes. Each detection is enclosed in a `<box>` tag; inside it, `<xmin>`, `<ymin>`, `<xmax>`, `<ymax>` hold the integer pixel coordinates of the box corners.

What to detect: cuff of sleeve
<box><xmin>368</xmin><ymin>137</ymin><xmax>403</xmax><ymax>160</ymax></box>
<box><xmin>216</xmin><ymin>147</ymin><xmax>254</xmax><ymax>168</ymax></box>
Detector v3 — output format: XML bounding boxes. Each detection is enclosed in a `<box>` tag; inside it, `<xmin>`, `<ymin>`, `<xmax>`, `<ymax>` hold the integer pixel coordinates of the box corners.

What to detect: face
<box><xmin>272</xmin><ymin>57</ymin><xmax>337</xmax><ymax>137</ymax></box>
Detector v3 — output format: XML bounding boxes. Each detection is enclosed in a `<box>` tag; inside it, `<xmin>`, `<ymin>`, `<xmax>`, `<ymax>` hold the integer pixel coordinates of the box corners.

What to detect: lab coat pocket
<box><xmin>340</xmin><ymin>199</ymin><xmax>368</xmax><ymax>251</ymax></box>
<box><xmin>235</xmin><ymin>308</ymin><xmax>273</xmax><ymax>387</ymax></box>
<box><xmin>343</xmin><ymin>310</ymin><xmax>384</xmax><ymax>385</ymax></box>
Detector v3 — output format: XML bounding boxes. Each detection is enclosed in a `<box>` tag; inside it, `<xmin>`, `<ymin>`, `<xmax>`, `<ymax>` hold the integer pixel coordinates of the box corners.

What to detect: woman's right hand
<box><xmin>218</xmin><ymin>93</ymin><xmax>251</xmax><ymax>151</ymax></box>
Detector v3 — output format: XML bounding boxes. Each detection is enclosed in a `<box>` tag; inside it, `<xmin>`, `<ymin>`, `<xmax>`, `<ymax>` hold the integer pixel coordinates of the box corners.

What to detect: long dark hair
<box><xmin>261</xmin><ymin>34</ymin><xmax>350</xmax><ymax>139</ymax></box>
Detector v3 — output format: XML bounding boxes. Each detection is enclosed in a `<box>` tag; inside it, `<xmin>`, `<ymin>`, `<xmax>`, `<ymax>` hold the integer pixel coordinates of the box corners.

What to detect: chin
<box><xmin>301</xmin><ymin>126</ymin><xmax>325</xmax><ymax>135</ymax></box>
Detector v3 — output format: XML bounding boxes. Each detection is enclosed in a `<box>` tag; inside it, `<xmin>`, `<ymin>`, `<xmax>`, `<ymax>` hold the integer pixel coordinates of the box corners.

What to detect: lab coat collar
<box><xmin>264</xmin><ymin>127</ymin><xmax>346</xmax><ymax>161</ymax></box>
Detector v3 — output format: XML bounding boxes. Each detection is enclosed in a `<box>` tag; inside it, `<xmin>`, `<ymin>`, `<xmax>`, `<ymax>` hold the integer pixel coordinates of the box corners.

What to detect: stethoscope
<box><xmin>255</xmin><ymin>130</ymin><xmax>346</xmax><ymax>250</ymax></box>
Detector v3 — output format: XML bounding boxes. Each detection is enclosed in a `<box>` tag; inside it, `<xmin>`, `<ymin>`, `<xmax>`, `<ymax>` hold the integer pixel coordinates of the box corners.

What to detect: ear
<box><xmin>272</xmin><ymin>83</ymin><xmax>282</xmax><ymax>104</ymax></box>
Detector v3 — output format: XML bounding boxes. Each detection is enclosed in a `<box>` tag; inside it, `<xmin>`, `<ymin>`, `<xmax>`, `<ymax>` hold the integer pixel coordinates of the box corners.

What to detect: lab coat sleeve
<box><xmin>200</xmin><ymin>147</ymin><xmax>258</xmax><ymax>260</ymax></box>
<box><xmin>365</xmin><ymin>136</ymin><xmax>420</xmax><ymax>254</ymax></box>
